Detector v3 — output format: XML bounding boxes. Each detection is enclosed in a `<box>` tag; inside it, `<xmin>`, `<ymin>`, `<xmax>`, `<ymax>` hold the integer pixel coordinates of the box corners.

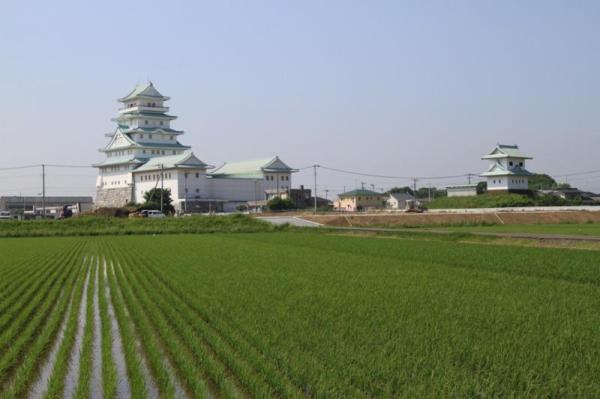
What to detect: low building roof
<box><xmin>446</xmin><ymin>184</ymin><xmax>478</xmax><ymax>189</ymax></box>
<box><xmin>209</xmin><ymin>156</ymin><xmax>296</xmax><ymax>179</ymax></box>
<box><xmin>482</xmin><ymin>144</ymin><xmax>532</xmax><ymax>160</ymax></box>
<box><xmin>1</xmin><ymin>196</ymin><xmax>93</xmax><ymax>203</ymax></box>
<box><xmin>133</xmin><ymin>150</ymin><xmax>211</xmax><ymax>172</ymax></box>
<box><xmin>388</xmin><ymin>192</ymin><xmax>414</xmax><ymax>200</ymax></box>
<box><xmin>338</xmin><ymin>189</ymin><xmax>382</xmax><ymax>197</ymax></box>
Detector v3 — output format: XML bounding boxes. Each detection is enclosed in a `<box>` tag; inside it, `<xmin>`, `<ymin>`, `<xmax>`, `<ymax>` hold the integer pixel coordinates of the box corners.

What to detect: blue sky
<box><xmin>1</xmin><ymin>0</ymin><xmax>599</xmax><ymax>196</ymax></box>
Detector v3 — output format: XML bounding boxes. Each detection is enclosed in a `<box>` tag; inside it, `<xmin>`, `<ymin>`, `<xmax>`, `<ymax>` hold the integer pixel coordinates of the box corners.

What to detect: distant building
<box><xmin>539</xmin><ymin>188</ymin><xmax>599</xmax><ymax>203</ymax></box>
<box><xmin>480</xmin><ymin>144</ymin><xmax>533</xmax><ymax>193</ymax></box>
<box><xmin>334</xmin><ymin>189</ymin><xmax>385</xmax><ymax>212</ymax></box>
<box><xmin>385</xmin><ymin>192</ymin><xmax>414</xmax><ymax>209</ymax></box>
<box><xmin>0</xmin><ymin>196</ymin><xmax>94</xmax><ymax>215</ymax></box>
<box><xmin>446</xmin><ymin>184</ymin><xmax>478</xmax><ymax>197</ymax></box>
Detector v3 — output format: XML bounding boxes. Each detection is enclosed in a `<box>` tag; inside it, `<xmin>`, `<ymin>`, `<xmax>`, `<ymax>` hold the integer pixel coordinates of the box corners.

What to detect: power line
<box><xmin>0</xmin><ymin>164</ymin><xmax>41</xmax><ymax>171</ymax></box>
<box><xmin>552</xmin><ymin>168</ymin><xmax>600</xmax><ymax>178</ymax></box>
<box><xmin>317</xmin><ymin>165</ymin><xmax>473</xmax><ymax>180</ymax></box>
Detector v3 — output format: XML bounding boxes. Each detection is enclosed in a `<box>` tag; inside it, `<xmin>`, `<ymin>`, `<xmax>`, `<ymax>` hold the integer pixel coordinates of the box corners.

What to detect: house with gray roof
<box><xmin>385</xmin><ymin>192</ymin><xmax>415</xmax><ymax>209</ymax></box>
<box><xmin>94</xmin><ymin>83</ymin><xmax>296</xmax><ymax>212</ymax></box>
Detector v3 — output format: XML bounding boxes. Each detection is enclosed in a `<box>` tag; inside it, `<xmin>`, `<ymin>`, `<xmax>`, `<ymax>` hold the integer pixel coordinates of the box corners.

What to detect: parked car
<box><xmin>0</xmin><ymin>211</ymin><xmax>12</xmax><ymax>220</ymax></box>
<box><xmin>140</xmin><ymin>210</ymin><xmax>165</xmax><ymax>218</ymax></box>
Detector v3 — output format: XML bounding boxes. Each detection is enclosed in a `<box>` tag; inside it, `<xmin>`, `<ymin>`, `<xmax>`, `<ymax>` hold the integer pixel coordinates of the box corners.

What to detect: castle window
<box><xmin>145</xmin><ymin>120</ymin><xmax>148</xmax><ymax>125</ymax></box>
<box><xmin>142</xmin><ymin>150</ymin><xmax>146</xmax><ymax>154</ymax></box>
<box><xmin>160</xmin><ymin>121</ymin><xmax>164</xmax><ymax>126</ymax></box>
<box><xmin>196</xmin><ymin>188</ymin><xmax>200</xmax><ymax>193</ymax></box>
<box><xmin>172</xmin><ymin>151</ymin><xmax>176</xmax><ymax>155</ymax></box>
<box><xmin>509</xmin><ymin>161</ymin><xmax>513</xmax><ymax>166</ymax></box>
<box><xmin>170</xmin><ymin>136</ymin><xmax>174</xmax><ymax>140</ymax></box>
<box><xmin>149</xmin><ymin>134</ymin><xmax>153</xmax><ymax>139</ymax></box>
<box><xmin>195</xmin><ymin>173</ymin><xmax>200</xmax><ymax>178</ymax></box>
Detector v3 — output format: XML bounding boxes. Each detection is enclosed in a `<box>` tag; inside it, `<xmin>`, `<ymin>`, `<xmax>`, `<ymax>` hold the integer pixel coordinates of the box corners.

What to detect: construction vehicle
<box><xmin>405</xmin><ymin>199</ymin><xmax>425</xmax><ymax>213</ymax></box>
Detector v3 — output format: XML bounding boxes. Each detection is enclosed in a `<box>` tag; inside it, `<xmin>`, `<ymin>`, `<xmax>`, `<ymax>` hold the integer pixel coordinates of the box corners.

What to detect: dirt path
<box><xmin>320</xmin><ymin>225</ymin><xmax>600</xmax><ymax>242</ymax></box>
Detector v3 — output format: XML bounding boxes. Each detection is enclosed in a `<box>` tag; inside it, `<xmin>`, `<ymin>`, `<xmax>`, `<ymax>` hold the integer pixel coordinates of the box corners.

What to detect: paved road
<box><xmin>258</xmin><ymin>216</ymin><xmax>600</xmax><ymax>242</ymax></box>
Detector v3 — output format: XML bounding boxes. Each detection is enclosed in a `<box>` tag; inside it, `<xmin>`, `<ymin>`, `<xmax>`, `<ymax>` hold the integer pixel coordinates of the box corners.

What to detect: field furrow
<box><xmin>1</xmin><ymin>232</ymin><xmax>599</xmax><ymax>398</ymax></box>
<box><xmin>99</xmin><ymin>259</ymin><xmax>126</xmax><ymax>399</ymax></box>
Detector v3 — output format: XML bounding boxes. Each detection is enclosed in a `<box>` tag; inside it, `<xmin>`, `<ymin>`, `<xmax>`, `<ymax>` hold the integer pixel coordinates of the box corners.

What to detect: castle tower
<box><xmin>93</xmin><ymin>82</ymin><xmax>197</xmax><ymax>207</ymax></box>
<box><xmin>480</xmin><ymin>144</ymin><xmax>533</xmax><ymax>193</ymax></box>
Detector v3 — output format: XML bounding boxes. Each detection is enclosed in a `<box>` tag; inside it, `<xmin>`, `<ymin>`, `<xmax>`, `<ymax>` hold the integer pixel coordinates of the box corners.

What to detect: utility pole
<box><xmin>41</xmin><ymin>164</ymin><xmax>46</xmax><ymax>218</ymax></box>
<box><xmin>370</xmin><ymin>184</ymin><xmax>375</xmax><ymax>192</ymax></box>
<box><xmin>325</xmin><ymin>189</ymin><xmax>329</xmax><ymax>202</ymax></box>
<box><xmin>160</xmin><ymin>164</ymin><xmax>164</xmax><ymax>213</ymax></box>
<box><xmin>467</xmin><ymin>173</ymin><xmax>474</xmax><ymax>184</ymax></box>
<box><xmin>313</xmin><ymin>164</ymin><xmax>319</xmax><ymax>213</ymax></box>
<box><xmin>412</xmin><ymin>178</ymin><xmax>418</xmax><ymax>196</ymax></box>
<box><xmin>361</xmin><ymin>181</ymin><xmax>366</xmax><ymax>190</ymax></box>
<box><xmin>428</xmin><ymin>183</ymin><xmax>432</xmax><ymax>201</ymax></box>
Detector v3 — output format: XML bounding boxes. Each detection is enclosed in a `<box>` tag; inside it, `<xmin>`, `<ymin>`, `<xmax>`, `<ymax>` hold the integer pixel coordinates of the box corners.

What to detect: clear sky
<box><xmin>1</xmin><ymin>0</ymin><xmax>599</xmax><ymax>197</ymax></box>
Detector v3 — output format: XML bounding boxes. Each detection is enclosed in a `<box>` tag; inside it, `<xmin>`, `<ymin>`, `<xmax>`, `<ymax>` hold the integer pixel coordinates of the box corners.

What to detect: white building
<box><xmin>94</xmin><ymin>83</ymin><xmax>296</xmax><ymax>212</ymax></box>
<box><xmin>446</xmin><ymin>184</ymin><xmax>478</xmax><ymax>197</ymax></box>
<box><xmin>385</xmin><ymin>192</ymin><xmax>414</xmax><ymax>209</ymax></box>
<box><xmin>480</xmin><ymin>144</ymin><xmax>533</xmax><ymax>193</ymax></box>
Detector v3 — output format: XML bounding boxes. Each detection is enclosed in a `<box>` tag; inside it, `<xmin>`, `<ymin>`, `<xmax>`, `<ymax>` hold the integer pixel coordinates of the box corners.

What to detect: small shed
<box><xmin>446</xmin><ymin>184</ymin><xmax>478</xmax><ymax>197</ymax></box>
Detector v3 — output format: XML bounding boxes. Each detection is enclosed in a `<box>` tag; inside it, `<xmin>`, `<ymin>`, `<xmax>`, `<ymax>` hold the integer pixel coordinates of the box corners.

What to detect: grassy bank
<box><xmin>433</xmin><ymin>222</ymin><xmax>600</xmax><ymax>236</ymax></box>
<box><xmin>0</xmin><ymin>214</ymin><xmax>286</xmax><ymax>238</ymax></box>
<box><xmin>425</xmin><ymin>192</ymin><xmax>597</xmax><ymax>209</ymax></box>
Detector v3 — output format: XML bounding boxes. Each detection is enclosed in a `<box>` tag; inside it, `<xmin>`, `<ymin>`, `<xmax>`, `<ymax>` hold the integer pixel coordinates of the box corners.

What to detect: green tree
<box><xmin>267</xmin><ymin>197</ymin><xmax>294</xmax><ymax>211</ymax></box>
<box><xmin>528</xmin><ymin>174</ymin><xmax>558</xmax><ymax>190</ymax></box>
<box><xmin>387</xmin><ymin>186</ymin><xmax>414</xmax><ymax>196</ymax></box>
<box><xmin>143</xmin><ymin>188</ymin><xmax>174</xmax><ymax>214</ymax></box>
<box><xmin>415</xmin><ymin>187</ymin><xmax>447</xmax><ymax>199</ymax></box>
<box><xmin>476</xmin><ymin>181</ymin><xmax>487</xmax><ymax>194</ymax></box>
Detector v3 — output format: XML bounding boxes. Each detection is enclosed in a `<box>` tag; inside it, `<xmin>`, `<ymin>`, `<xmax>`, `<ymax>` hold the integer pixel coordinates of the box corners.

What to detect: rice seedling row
<box><xmin>1</xmin><ymin>232</ymin><xmax>600</xmax><ymax>398</ymax></box>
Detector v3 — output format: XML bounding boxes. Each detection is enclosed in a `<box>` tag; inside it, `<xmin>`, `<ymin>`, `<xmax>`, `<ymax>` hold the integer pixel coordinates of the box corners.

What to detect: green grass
<box><xmin>434</xmin><ymin>222</ymin><xmax>600</xmax><ymax>236</ymax></box>
<box><xmin>1</xmin><ymin>232</ymin><xmax>600</xmax><ymax>397</ymax></box>
<box><xmin>0</xmin><ymin>214</ymin><xmax>286</xmax><ymax>238</ymax></box>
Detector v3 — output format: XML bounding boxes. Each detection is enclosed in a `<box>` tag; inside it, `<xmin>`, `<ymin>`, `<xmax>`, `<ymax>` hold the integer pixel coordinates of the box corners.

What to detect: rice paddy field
<box><xmin>1</xmin><ymin>232</ymin><xmax>600</xmax><ymax>398</ymax></box>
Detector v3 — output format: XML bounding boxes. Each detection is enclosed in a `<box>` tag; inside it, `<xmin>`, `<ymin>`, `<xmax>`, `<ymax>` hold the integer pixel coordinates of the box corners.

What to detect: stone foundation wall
<box><xmin>95</xmin><ymin>186</ymin><xmax>133</xmax><ymax>208</ymax></box>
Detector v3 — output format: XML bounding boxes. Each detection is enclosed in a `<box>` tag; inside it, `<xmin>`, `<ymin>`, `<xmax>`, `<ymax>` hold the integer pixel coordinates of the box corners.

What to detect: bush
<box><xmin>267</xmin><ymin>197</ymin><xmax>294</xmax><ymax>211</ymax></box>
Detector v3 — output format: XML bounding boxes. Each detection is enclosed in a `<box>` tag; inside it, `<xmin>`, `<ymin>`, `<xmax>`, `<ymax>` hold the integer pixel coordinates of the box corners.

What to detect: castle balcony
<box><xmin>118</xmin><ymin>105</ymin><xmax>169</xmax><ymax>114</ymax></box>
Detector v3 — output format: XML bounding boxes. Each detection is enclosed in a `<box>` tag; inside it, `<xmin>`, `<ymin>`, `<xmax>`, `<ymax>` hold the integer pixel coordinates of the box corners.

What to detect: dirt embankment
<box><xmin>303</xmin><ymin>211</ymin><xmax>600</xmax><ymax>227</ymax></box>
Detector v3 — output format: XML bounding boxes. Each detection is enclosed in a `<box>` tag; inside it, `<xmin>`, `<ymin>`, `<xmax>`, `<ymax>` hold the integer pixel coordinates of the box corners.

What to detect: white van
<box><xmin>140</xmin><ymin>210</ymin><xmax>165</xmax><ymax>219</ymax></box>
<box><xmin>0</xmin><ymin>211</ymin><xmax>11</xmax><ymax>220</ymax></box>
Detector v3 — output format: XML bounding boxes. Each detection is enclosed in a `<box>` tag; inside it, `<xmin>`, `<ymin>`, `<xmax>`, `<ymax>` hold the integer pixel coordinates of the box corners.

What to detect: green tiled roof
<box><xmin>119</xmin><ymin>82</ymin><xmax>169</xmax><ymax>102</ymax></box>
<box><xmin>209</xmin><ymin>156</ymin><xmax>295</xmax><ymax>179</ymax></box>
<box><xmin>133</xmin><ymin>150</ymin><xmax>210</xmax><ymax>172</ymax></box>
<box><xmin>482</xmin><ymin>144</ymin><xmax>532</xmax><ymax>160</ymax></box>
<box><xmin>116</xmin><ymin>112</ymin><xmax>176</xmax><ymax>119</ymax></box>
<box><xmin>480</xmin><ymin>162</ymin><xmax>533</xmax><ymax>177</ymax></box>
<box><xmin>136</xmin><ymin>141</ymin><xmax>190</xmax><ymax>149</ymax></box>
<box><xmin>338</xmin><ymin>189</ymin><xmax>383</xmax><ymax>197</ymax></box>
<box><xmin>93</xmin><ymin>156</ymin><xmax>146</xmax><ymax>167</ymax></box>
